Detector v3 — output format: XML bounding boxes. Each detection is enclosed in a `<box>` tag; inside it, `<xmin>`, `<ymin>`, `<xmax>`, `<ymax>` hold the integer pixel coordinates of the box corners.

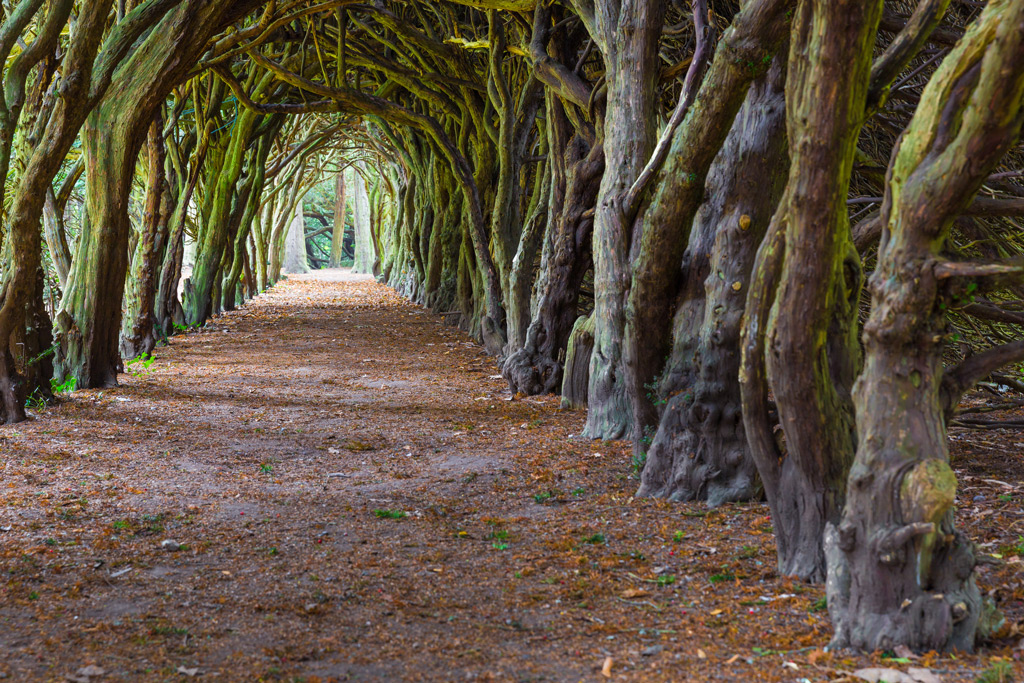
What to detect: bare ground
<box><xmin>0</xmin><ymin>269</ymin><xmax>1021</xmax><ymax>682</ymax></box>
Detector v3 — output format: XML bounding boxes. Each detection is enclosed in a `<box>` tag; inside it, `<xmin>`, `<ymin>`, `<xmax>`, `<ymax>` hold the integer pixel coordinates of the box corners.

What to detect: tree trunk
<box><xmin>351</xmin><ymin>162</ymin><xmax>374</xmax><ymax>274</ymax></box>
<box><xmin>330</xmin><ymin>170</ymin><xmax>347</xmax><ymax>267</ymax></box>
<box><xmin>584</xmin><ymin>0</ymin><xmax>665</xmax><ymax>439</ymax></box>
<box><xmin>120</xmin><ymin>119</ymin><xmax>169</xmax><ymax>360</ymax></box>
<box><xmin>827</xmin><ymin>0</ymin><xmax>1024</xmax><ymax>651</ymax></box>
<box><xmin>503</xmin><ymin>126</ymin><xmax>601</xmax><ymax>395</ymax></box>
<box><xmin>561</xmin><ymin>313</ymin><xmax>594</xmax><ymax>410</ymax></box>
<box><xmin>638</xmin><ymin>64</ymin><xmax>787</xmax><ymax>504</ymax></box>
<box><xmin>742</xmin><ymin>0</ymin><xmax>880</xmax><ymax>582</ymax></box>
<box><xmin>57</xmin><ymin>0</ymin><xmax>252</xmax><ymax>387</ymax></box>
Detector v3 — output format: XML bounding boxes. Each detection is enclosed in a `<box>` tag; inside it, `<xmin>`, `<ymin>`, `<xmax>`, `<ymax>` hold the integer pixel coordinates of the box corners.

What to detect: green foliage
<box><xmin>581</xmin><ymin>533</ymin><xmax>606</xmax><ymax>545</ymax></box>
<box><xmin>708</xmin><ymin>571</ymin><xmax>735</xmax><ymax>584</ymax></box>
<box><xmin>977</xmin><ymin>661</ymin><xmax>1014</xmax><ymax>683</ymax></box>
<box><xmin>656</xmin><ymin>574</ymin><xmax>676</xmax><ymax>587</ymax></box>
<box><xmin>51</xmin><ymin>376</ymin><xmax>77</xmax><ymax>394</ymax></box>
<box><xmin>809</xmin><ymin>597</ymin><xmax>828</xmax><ymax>613</ymax></box>
<box><xmin>630</xmin><ymin>452</ymin><xmax>647</xmax><ymax>479</ymax></box>
<box><xmin>373</xmin><ymin>509</ymin><xmax>406</xmax><ymax>519</ymax></box>
<box><xmin>125</xmin><ymin>352</ymin><xmax>156</xmax><ymax>377</ymax></box>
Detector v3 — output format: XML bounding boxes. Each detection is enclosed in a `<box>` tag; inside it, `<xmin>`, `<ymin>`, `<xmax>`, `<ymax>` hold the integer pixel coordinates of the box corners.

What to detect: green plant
<box><xmin>50</xmin><ymin>376</ymin><xmax>77</xmax><ymax>394</ymax></box>
<box><xmin>656</xmin><ymin>574</ymin><xmax>676</xmax><ymax>587</ymax></box>
<box><xmin>260</xmin><ymin>463</ymin><xmax>274</xmax><ymax>474</ymax></box>
<box><xmin>977</xmin><ymin>660</ymin><xmax>1013</xmax><ymax>683</ymax></box>
<box><xmin>491</xmin><ymin>541</ymin><xmax>509</xmax><ymax>550</ymax></box>
<box><xmin>809</xmin><ymin>596</ymin><xmax>827</xmax><ymax>613</ymax></box>
<box><xmin>125</xmin><ymin>352</ymin><xmax>157</xmax><ymax>377</ymax></box>
<box><xmin>582</xmin><ymin>533</ymin><xmax>606</xmax><ymax>545</ymax></box>
<box><xmin>738</xmin><ymin>545</ymin><xmax>758</xmax><ymax>559</ymax></box>
<box><xmin>24</xmin><ymin>388</ymin><xmax>47</xmax><ymax>410</ymax></box>
<box><xmin>533</xmin><ymin>490</ymin><xmax>555</xmax><ymax>503</ymax></box>
<box><xmin>373</xmin><ymin>509</ymin><xmax>406</xmax><ymax>519</ymax></box>
<box><xmin>709</xmin><ymin>571</ymin><xmax>735</xmax><ymax>584</ymax></box>
<box><xmin>672</xmin><ymin>530</ymin><xmax>684</xmax><ymax>543</ymax></box>
<box><xmin>487</xmin><ymin>529</ymin><xmax>508</xmax><ymax>541</ymax></box>
<box><xmin>112</xmin><ymin>519</ymin><xmax>130</xmax><ymax>530</ymax></box>
<box><xmin>998</xmin><ymin>494</ymin><xmax>1013</xmax><ymax>503</ymax></box>
<box><xmin>630</xmin><ymin>451</ymin><xmax>647</xmax><ymax>479</ymax></box>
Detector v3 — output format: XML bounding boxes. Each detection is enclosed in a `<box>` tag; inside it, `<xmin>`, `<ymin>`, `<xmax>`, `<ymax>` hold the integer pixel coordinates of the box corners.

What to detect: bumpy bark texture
<box><xmin>827</xmin><ymin>0</ymin><xmax>1024</xmax><ymax>652</ymax></box>
<box><xmin>743</xmin><ymin>0</ymin><xmax>880</xmax><ymax>582</ymax></box>
<box><xmin>584</xmin><ymin>0</ymin><xmax>665</xmax><ymax>439</ymax></box>
<box><xmin>638</xmin><ymin>66</ymin><xmax>787</xmax><ymax>504</ymax></box>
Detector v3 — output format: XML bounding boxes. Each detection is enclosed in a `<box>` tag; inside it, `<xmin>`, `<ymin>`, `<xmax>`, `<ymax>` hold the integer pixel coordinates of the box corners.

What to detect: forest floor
<box><xmin>1</xmin><ymin>269</ymin><xmax>1022</xmax><ymax>683</ymax></box>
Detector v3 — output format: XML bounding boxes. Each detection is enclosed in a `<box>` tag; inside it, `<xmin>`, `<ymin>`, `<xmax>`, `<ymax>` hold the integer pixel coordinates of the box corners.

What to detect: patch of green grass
<box><xmin>373</xmin><ymin>509</ymin><xmax>407</xmax><ymax>519</ymax></box>
<box><xmin>809</xmin><ymin>596</ymin><xmax>827</xmax><ymax>613</ymax></box>
<box><xmin>708</xmin><ymin>571</ymin><xmax>735</xmax><ymax>584</ymax></box>
<box><xmin>998</xmin><ymin>494</ymin><xmax>1013</xmax><ymax>503</ymax></box>
<box><xmin>738</xmin><ymin>545</ymin><xmax>758</xmax><ymax>559</ymax></box>
<box><xmin>491</xmin><ymin>542</ymin><xmax>509</xmax><ymax>550</ymax></box>
<box><xmin>112</xmin><ymin>519</ymin><xmax>131</xmax><ymax>530</ymax></box>
<box><xmin>630</xmin><ymin>452</ymin><xmax>647</xmax><ymax>479</ymax></box>
<box><xmin>150</xmin><ymin>625</ymin><xmax>189</xmax><ymax>636</ymax></box>
<box><xmin>977</xmin><ymin>660</ymin><xmax>1014</xmax><ymax>683</ymax></box>
<box><xmin>487</xmin><ymin>529</ymin><xmax>509</xmax><ymax>541</ymax></box>
<box><xmin>656</xmin><ymin>574</ymin><xmax>676</xmax><ymax>587</ymax></box>
<box><xmin>533</xmin><ymin>490</ymin><xmax>555</xmax><ymax>503</ymax></box>
<box><xmin>582</xmin><ymin>533</ymin><xmax>606</xmax><ymax>545</ymax></box>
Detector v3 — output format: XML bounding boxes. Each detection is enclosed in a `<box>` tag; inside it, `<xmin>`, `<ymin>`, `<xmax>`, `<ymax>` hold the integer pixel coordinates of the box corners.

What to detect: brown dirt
<box><xmin>0</xmin><ymin>270</ymin><xmax>1021</xmax><ymax>682</ymax></box>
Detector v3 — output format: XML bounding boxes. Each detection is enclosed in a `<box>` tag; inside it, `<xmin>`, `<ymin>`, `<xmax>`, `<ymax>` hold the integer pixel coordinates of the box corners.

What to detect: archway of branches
<box><xmin>3</xmin><ymin>0</ymin><xmax>1024</xmax><ymax>654</ymax></box>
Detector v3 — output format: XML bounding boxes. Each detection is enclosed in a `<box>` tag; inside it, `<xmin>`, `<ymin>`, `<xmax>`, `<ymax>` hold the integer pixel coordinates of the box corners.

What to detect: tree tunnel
<box><xmin>2</xmin><ymin>0</ymin><xmax>1024</xmax><ymax>653</ymax></box>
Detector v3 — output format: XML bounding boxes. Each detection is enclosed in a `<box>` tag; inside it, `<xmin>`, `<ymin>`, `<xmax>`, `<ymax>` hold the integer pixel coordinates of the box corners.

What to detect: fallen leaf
<box><xmin>620</xmin><ymin>588</ymin><xmax>649</xmax><ymax>599</ymax></box>
<box><xmin>601</xmin><ymin>656</ymin><xmax>613</xmax><ymax>678</ymax></box>
<box><xmin>176</xmin><ymin>666</ymin><xmax>200</xmax><ymax>677</ymax></box>
<box><xmin>697</xmin><ymin>648</ymin><xmax>707</xmax><ymax>659</ymax></box>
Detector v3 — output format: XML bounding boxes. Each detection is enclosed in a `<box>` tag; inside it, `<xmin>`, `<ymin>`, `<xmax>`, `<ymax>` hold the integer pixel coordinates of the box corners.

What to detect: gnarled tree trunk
<box><xmin>638</xmin><ymin>65</ymin><xmax>787</xmax><ymax>503</ymax></box>
<box><xmin>827</xmin><ymin>0</ymin><xmax>1024</xmax><ymax>652</ymax></box>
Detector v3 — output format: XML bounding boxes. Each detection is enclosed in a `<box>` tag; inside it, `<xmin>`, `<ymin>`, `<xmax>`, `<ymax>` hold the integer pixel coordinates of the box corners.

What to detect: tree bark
<box><xmin>120</xmin><ymin>119</ymin><xmax>169</xmax><ymax>360</ymax></box>
<box><xmin>584</xmin><ymin>0</ymin><xmax>665</xmax><ymax>439</ymax></box>
<box><xmin>638</xmin><ymin>64</ymin><xmax>788</xmax><ymax>504</ymax></box>
<box><xmin>330</xmin><ymin>170</ymin><xmax>347</xmax><ymax>268</ymax></box>
<box><xmin>741</xmin><ymin>0</ymin><xmax>881</xmax><ymax>582</ymax></box>
<box><xmin>827</xmin><ymin>0</ymin><xmax>1024</xmax><ymax>651</ymax></box>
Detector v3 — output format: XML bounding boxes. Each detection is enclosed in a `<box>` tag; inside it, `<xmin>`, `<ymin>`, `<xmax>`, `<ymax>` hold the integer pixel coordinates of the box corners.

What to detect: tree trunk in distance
<box><xmin>351</xmin><ymin>162</ymin><xmax>374</xmax><ymax>274</ymax></box>
<box><xmin>283</xmin><ymin>203</ymin><xmax>310</xmax><ymax>274</ymax></box>
<box><xmin>330</xmin><ymin>170</ymin><xmax>346</xmax><ymax>267</ymax></box>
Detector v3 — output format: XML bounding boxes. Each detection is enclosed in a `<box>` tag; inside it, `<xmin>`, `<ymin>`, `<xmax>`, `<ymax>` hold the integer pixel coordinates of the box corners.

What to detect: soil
<box><xmin>1</xmin><ymin>269</ymin><xmax>1022</xmax><ymax>682</ymax></box>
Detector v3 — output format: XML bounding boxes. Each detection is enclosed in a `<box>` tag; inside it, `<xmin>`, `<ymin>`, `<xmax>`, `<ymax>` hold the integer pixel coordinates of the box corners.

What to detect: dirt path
<box><xmin>0</xmin><ymin>271</ymin><xmax>1019</xmax><ymax>682</ymax></box>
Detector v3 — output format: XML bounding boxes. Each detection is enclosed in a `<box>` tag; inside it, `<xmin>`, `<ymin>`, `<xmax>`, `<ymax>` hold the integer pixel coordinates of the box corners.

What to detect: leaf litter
<box><xmin>0</xmin><ymin>269</ymin><xmax>1021</xmax><ymax>681</ymax></box>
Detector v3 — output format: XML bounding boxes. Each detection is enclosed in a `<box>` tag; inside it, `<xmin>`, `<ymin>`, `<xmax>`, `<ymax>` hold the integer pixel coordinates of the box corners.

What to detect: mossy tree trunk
<box><xmin>826</xmin><ymin>0</ymin><xmax>1024</xmax><ymax>651</ymax></box>
<box><xmin>120</xmin><ymin>118</ymin><xmax>170</xmax><ymax>360</ymax></box>
<box><xmin>330</xmin><ymin>170</ymin><xmax>347</xmax><ymax>268</ymax></box>
<box><xmin>741</xmin><ymin>0</ymin><xmax>881</xmax><ymax>581</ymax></box>
<box><xmin>583</xmin><ymin>0</ymin><xmax>665</xmax><ymax>439</ymax></box>
<box><xmin>57</xmin><ymin>0</ymin><xmax>258</xmax><ymax>388</ymax></box>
